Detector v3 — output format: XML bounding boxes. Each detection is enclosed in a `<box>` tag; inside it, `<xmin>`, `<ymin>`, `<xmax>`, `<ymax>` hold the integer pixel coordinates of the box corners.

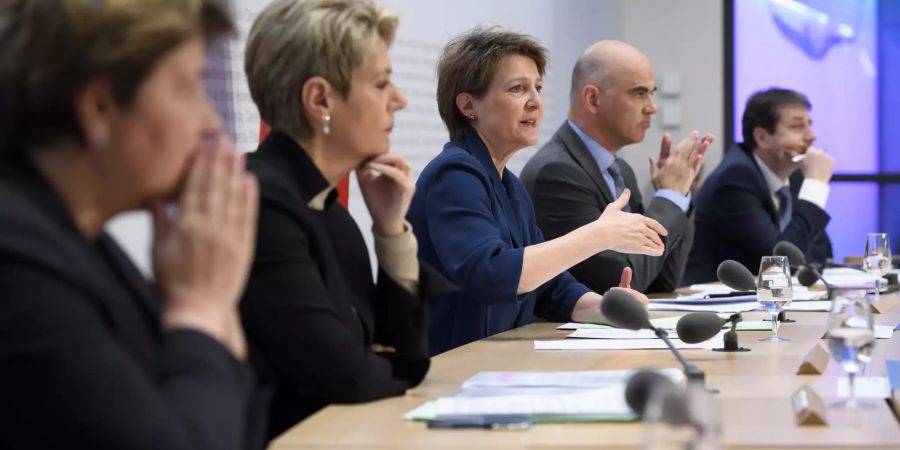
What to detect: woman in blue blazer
<box><xmin>408</xmin><ymin>28</ymin><xmax>669</xmax><ymax>355</ymax></box>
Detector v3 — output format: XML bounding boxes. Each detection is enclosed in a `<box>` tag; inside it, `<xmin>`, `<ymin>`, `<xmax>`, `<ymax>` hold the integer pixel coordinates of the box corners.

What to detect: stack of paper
<box><xmin>557</xmin><ymin>315</ymin><xmax>772</xmax><ymax>332</ymax></box>
<box><xmin>648</xmin><ymin>301</ymin><xmax>759</xmax><ymax>313</ymax></box>
<box><xmin>534</xmin><ymin>334</ymin><xmax>724</xmax><ymax>350</ymax></box>
<box><xmin>404</xmin><ymin>369</ymin><xmax>683</xmax><ymax>422</ymax></box>
<box><xmin>817</xmin><ymin>268</ymin><xmax>885</xmax><ymax>290</ymax></box>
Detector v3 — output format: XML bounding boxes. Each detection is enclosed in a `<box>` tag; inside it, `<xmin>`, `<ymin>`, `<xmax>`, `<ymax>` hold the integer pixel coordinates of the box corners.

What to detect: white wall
<box><xmin>615</xmin><ymin>0</ymin><xmax>724</xmax><ymax>198</ymax></box>
<box><xmin>107</xmin><ymin>0</ymin><xmax>724</xmax><ymax>277</ymax></box>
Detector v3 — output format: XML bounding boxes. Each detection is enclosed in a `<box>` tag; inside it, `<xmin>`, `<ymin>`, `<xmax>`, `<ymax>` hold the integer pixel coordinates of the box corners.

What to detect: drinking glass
<box><xmin>864</xmin><ymin>233</ymin><xmax>892</xmax><ymax>303</ymax></box>
<box><xmin>825</xmin><ymin>289</ymin><xmax>876</xmax><ymax>409</ymax></box>
<box><xmin>757</xmin><ymin>256</ymin><xmax>792</xmax><ymax>343</ymax></box>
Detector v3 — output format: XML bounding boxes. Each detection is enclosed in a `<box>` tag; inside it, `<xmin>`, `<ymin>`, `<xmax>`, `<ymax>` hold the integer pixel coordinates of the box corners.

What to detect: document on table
<box><xmin>816</xmin><ymin>268</ymin><xmax>885</xmax><ymax>290</ymax></box>
<box><xmin>838</xmin><ymin>377</ymin><xmax>891</xmax><ymax>399</ymax></box>
<box><xmin>875</xmin><ymin>325</ymin><xmax>895</xmax><ymax>339</ymax></box>
<box><xmin>784</xmin><ymin>300</ymin><xmax>832</xmax><ymax>312</ymax></box>
<box><xmin>648</xmin><ymin>301</ymin><xmax>759</xmax><ymax>313</ymax></box>
<box><xmin>557</xmin><ymin>315</ymin><xmax>684</xmax><ymax>330</ymax></box>
<box><xmin>534</xmin><ymin>335</ymin><xmax>723</xmax><ymax>350</ymax></box>
<box><xmin>433</xmin><ymin>385</ymin><xmax>633</xmax><ymax>418</ymax></box>
<box><xmin>566</xmin><ymin>329</ymin><xmax>658</xmax><ymax>339</ymax></box>
<box><xmin>460</xmin><ymin>368</ymin><xmax>683</xmax><ymax>389</ymax></box>
<box><xmin>558</xmin><ymin>315</ymin><xmax>772</xmax><ymax>331</ymax></box>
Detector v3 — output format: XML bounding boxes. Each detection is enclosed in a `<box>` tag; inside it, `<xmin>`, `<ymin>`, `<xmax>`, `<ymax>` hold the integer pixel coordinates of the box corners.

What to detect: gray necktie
<box><xmin>607</xmin><ymin>159</ymin><xmax>631</xmax><ymax>212</ymax></box>
<box><xmin>776</xmin><ymin>186</ymin><xmax>792</xmax><ymax>231</ymax></box>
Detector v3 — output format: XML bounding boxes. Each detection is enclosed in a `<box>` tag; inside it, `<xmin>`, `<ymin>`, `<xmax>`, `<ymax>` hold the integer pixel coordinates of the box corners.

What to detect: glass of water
<box><xmin>864</xmin><ymin>233</ymin><xmax>892</xmax><ymax>301</ymax></box>
<box><xmin>826</xmin><ymin>289</ymin><xmax>876</xmax><ymax>409</ymax></box>
<box><xmin>757</xmin><ymin>256</ymin><xmax>793</xmax><ymax>343</ymax></box>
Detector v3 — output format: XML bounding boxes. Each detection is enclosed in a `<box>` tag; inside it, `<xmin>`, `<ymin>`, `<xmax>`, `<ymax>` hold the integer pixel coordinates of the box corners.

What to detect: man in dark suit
<box><xmin>521</xmin><ymin>40</ymin><xmax>713</xmax><ymax>294</ymax></box>
<box><xmin>684</xmin><ymin>88</ymin><xmax>835</xmax><ymax>283</ymax></box>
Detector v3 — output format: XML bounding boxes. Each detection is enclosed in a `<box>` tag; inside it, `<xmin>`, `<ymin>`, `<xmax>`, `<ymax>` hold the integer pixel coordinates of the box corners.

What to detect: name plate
<box><xmin>791</xmin><ymin>384</ymin><xmax>828</xmax><ymax>426</ymax></box>
<box><xmin>796</xmin><ymin>343</ymin><xmax>830</xmax><ymax>375</ymax></box>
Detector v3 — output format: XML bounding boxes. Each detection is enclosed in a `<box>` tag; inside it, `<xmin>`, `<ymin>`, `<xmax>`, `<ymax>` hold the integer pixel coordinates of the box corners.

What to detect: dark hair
<box><xmin>741</xmin><ymin>87</ymin><xmax>811</xmax><ymax>150</ymax></box>
<box><xmin>0</xmin><ymin>0</ymin><xmax>234</xmax><ymax>157</ymax></box>
<box><xmin>436</xmin><ymin>27</ymin><xmax>548</xmax><ymax>142</ymax></box>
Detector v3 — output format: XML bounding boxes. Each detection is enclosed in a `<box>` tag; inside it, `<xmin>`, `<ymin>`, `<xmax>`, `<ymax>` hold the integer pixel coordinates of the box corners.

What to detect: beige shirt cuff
<box><xmin>374</xmin><ymin>220</ymin><xmax>420</xmax><ymax>295</ymax></box>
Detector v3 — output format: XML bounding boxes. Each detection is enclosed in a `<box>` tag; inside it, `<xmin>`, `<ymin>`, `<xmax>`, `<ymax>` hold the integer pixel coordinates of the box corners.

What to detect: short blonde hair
<box><xmin>245</xmin><ymin>0</ymin><xmax>398</xmax><ymax>140</ymax></box>
<box><xmin>0</xmin><ymin>0</ymin><xmax>234</xmax><ymax>155</ymax></box>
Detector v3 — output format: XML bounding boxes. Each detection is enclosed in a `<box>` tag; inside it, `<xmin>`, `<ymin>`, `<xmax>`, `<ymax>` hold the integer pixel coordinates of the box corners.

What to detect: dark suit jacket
<box><xmin>408</xmin><ymin>128</ymin><xmax>591</xmax><ymax>356</ymax></box>
<box><xmin>520</xmin><ymin>122</ymin><xmax>695</xmax><ymax>293</ymax></box>
<box><xmin>684</xmin><ymin>144</ymin><xmax>833</xmax><ymax>284</ymax></box>
<box><xmin>0</xmin><ymin>159</ymin><xmax>265</xmax><ymax>450</ymax></box>
<box><xmin>241</xmin><ymin>132</ymin><xmax>453</xmax><ymax>438</ymax></box>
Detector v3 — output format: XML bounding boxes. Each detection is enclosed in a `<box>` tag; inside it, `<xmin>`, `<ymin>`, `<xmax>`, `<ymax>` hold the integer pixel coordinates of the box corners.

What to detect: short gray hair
<box><xmin>245</xmin><ymin>0</ymin><xmax>398</xmax><ymax>140</ymax></box>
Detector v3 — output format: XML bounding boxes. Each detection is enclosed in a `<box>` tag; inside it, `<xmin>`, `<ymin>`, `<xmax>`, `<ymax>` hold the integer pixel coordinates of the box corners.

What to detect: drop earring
<box><xmin>322</xmin><ymin>114</ymin><xmax>331</xmax><ymax>136</ymax></box>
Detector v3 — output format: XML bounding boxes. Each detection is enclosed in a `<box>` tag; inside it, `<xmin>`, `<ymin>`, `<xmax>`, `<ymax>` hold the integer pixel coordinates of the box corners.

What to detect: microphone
<box><xmin>716</xmin><ymin>259</ymin><xmax>757</xmax><ymax>291</ymax></box>
<box><xmin>773</xmin><ymin>240</ymin><xmax>806</xmax><ymax>271</ymax></box>
<box><xmin>774</xmin><ymin>241</ymin><xmax>834</xmax><ymax>298</ymax></box>
<box><xmin>625</xmin><ymin>370</ymin><xmax>689</xmax><ymax>425</ymax></box>
<box><xmin>601</xmin><ymin>290</ymin><xmax>706</xmax><ymax>386</ymax></box>
<box><xmin>676</xmin><ymin>312</ymin><xmax>749</xmax><ymax>352</ymax></box>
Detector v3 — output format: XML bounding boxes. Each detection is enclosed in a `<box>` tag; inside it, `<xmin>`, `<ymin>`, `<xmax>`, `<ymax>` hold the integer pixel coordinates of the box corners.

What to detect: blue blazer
<box><xmin>684</xmin><ymin>144</ymin><xmax>832</xmax><ymax>284</ymax></box>
<box><xmin>408</xmin><ymin>129</ymin><xmax>590</xmax><ymax>355</ymax></box>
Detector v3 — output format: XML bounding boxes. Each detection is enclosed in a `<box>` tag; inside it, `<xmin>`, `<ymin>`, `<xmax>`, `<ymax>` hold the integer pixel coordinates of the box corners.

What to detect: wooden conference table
<box><xmin>269</xmin><ymin>292</ymin><xmax>900</xmax><ymax>449</ymax></box>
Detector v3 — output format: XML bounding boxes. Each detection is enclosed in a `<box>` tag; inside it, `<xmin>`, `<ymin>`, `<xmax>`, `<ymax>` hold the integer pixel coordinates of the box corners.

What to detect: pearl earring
<box><xmin>322</xmin><ymin>114</ymin><xmax>331</xmax><ymax>136</ymax></box>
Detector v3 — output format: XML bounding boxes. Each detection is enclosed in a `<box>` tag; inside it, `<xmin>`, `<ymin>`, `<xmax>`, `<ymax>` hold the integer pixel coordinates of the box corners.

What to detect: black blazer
<box><xmin>684</xmin><ymin>144</ymin><xmax>832</xmax><ymax>284</ymax></box>
<box><xmin>520</xmin><ymin>122</ymin><xmax>695</xmax><ymax>293</ymax></box>
<box><xmin>0</xmin><ymin>160</ymin><xmax>265</xmax><ymax>450</ymax></box>
<box><xmin>241</xmin><ymin>132</ymin><xmax>453</xmax><ymax>438</ymax></box>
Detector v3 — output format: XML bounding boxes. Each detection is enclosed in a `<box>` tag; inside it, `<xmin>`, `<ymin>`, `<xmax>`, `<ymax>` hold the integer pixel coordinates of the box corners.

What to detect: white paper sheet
<box><xmin>875</xmin><ymin>325</ymin><xmax>895</xmax><ymax>339</ymax></box>
<box><xmin>648</xmin><ymin>302</ymin><xmax>759</xmax><ymax>313</ymax></box>
<box><xmin>783</xmin><ymin>300</ymin><xmax>832</xmax><ymax>312</ymax></box>
<box><xmin>837</xmin><ymin>377</ymin><xmax>890</xmax><ymax>399</ymax></box>
<box><xmin>567</xmin><ymin>329</ymin><xmax>659</xmax><ymax>339</ymax></box>
<box><xmin>816</xmin><ymin>268</ymin><xmax>885</xmax><ymax>289</ymax></box>
<box><xmin>434</xmin><ymin>385</ymin><xmax>632</xmax><ymax>417</ymax></box>
<box><xmin>534</xmin><ymin>336</ymin><xmax>722</xmax><ymax>350</ymax></box>
<box><xmin>460</xmin><ymin>368</ymin><xmax>683</xmax><ymax>389</ymax></box>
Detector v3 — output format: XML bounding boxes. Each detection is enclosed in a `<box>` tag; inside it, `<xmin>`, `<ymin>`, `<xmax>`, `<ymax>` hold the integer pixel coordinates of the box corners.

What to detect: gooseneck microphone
<box><xmin>716</xmin><ymin>260</ymin><xmax>757</xmax><ymax>292</ymax></box>
<box><xmin>601</xmin><ymin>290</ymin><xmax>706</xmax><ymax>386</ymax></box>
<box><xmin>625</xmin><ymin>370</ymin><xmax>689</xmax><ymax>425</ymax></box>
<box><xmin>676</xmin><ymin>312</ymin><xmax>749</xmax><ymax>352</ymax></box>
<box><xmin>773</xmin><ymin>240</ymin><xmax>834</xmax><ymax>298</ymax></box>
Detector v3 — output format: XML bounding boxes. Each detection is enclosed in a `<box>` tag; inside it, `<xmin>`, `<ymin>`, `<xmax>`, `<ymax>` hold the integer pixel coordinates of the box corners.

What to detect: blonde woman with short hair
<box><xmin>240</xmin><ymin>0</ymin><xmax>453</xmax><ymax>438</ymax></box>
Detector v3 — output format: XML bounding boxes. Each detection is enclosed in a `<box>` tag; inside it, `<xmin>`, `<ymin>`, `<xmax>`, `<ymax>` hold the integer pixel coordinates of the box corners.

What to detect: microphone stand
<box><xmin>651</xmin><ymin>326</ymin><xmax>707</xmax><ymax>389</ymax></box>
<box><xmin>712</xmin><ymin>313</ymin><xmax>750</xmax><ymax>352</ymax></box>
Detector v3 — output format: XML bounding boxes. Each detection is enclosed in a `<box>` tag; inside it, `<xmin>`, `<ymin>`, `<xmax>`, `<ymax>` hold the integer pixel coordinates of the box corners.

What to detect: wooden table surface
<box><xmin>269</xmin><ymin>294</ymin><xmax>900</xmax><ymax>449</ymax></box>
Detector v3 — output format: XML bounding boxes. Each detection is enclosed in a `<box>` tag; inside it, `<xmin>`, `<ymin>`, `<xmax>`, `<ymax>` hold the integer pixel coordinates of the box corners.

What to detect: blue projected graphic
<box><xmin>768</xmin><ymin>0</ymin><xmax>863</xmax><ymax>59</ymax></box>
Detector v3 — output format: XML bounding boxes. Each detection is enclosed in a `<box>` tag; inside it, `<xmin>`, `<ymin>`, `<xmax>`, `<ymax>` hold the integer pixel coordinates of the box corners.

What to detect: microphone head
<box><xmin>625</xmin><ymin>370</ymin><xmax>689</xmax><ymax>425</ymax></box>
<box><xmin>600</xmin><ymin>289</ymin><xmax>651</xmax><ymax>331</ymax></box>
<box><xmin>625</xmin><ymin>370</ymin><xmax>675</xmax><ymax>417</ymax></box>
<box><xmin>676</xmin><ymin>312</ymin><xmax>726</xmax><ymax>344</ymax></box>
<box><xmin>773</xmin><ymin>241</ymin><xmax>806</xmax><ymax>267</ymax></box>
<box><xmin>716</xmin><ymin>259</ymin><xmax>757</xmax><ymax>292</ymax></box>
<box><xmin>797</xmin><ymin>265</ymin><xmax>820</xmax><ymax>287</ymax></box>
